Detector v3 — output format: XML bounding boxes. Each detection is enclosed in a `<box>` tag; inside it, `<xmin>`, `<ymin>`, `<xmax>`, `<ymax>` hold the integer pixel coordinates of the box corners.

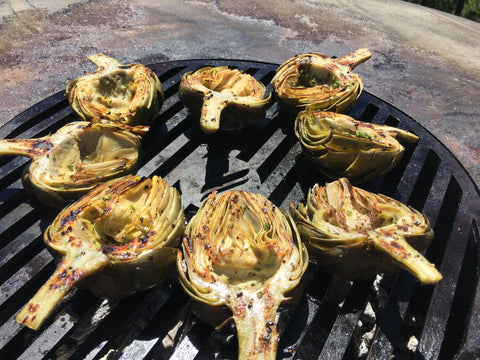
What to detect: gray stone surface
<box><xmin>0</xmin><ymin>0</ymin><xmax>479</xmax><ymax>186</ymax></box>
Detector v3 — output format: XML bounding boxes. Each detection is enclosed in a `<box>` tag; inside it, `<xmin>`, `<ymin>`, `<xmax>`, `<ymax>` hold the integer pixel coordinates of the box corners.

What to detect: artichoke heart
<box><xmin>177</xmin><ymin>190</ymin><xmax>308</xmax><ymax>360</ymax></box>
<box><xmin>66</xmin><ymin>54</ymin><xmax>164</xmax><ymax>125</ymax></box>
<box><xmin>178</xmin><ymin>66</ymin><xmax>271</xmax><ymax>134</ymax></box>
<box><xmin>0</xmin><ymin>119</ymin><xmax>147</xmax><ymax>208</ymax></box>
<box><xmin>271</xmin><ymin>48</ymin><xmax>372</xmax><ymax>113</ymax></box>
<box><xmin>15</xmin><ymin>174</ymin><xmax>185</xmax><ymax>330</ymax></box>
<box><xmin>290</xmin><ymin>178</ymin><xmax>442</xmax><ymax>285</ymax></box>
<box><xmin>295</xmin><ymin>109</ymin><xmax>419</xmax><ymax>183</ymax></box>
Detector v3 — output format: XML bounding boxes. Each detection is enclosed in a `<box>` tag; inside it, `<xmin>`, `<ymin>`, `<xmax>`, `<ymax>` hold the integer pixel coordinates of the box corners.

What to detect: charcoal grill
<box><xmin>0</xmin><ymin>59</ymin><xmax>478</xmax><ymax>360</ymax></box>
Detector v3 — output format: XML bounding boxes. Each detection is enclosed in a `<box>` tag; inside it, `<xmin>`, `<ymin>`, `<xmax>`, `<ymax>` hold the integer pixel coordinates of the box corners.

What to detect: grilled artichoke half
<box><xmin>295</xmin><ymin>110</ymin><xmax>419</xmax><ymax>183</ymax></box>
<box><xmin>178</xmin><ymin>66</ymin><xmax>271</xmax><ymax>134</ymax></box>
<box><xmin>271</xmin><ymin>48</ymin><xmax>372</xmax><ymax>113</ymax></box>
<box><xmin>0</xmin><ymin>119</ymin><xmax>147</xmax><ymax>208</ymax></box>
<box><xmin>290</xmin><ymin>178</ymin><xmax>442</xmax><ymax>285</ymax></box>
<box><xmin>15</xmin><ymin>174</ymin><xmax>185</xmax><ymax>330</ymax></box>
<box><xmin>66</xmin><ymin>54</ymin><xmax>164</xmax><ymax>125</ymax></box>
<box><xmin>177</xmin><ymin>190</ymin><xmax>308</xmax><ymax>360</ymax></box>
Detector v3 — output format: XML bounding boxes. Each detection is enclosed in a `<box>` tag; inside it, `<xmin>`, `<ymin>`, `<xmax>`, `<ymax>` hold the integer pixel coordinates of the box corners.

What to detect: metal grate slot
<box><xmin>355</xmin><ymin>103</ymin><xmax>379</xmax><ymax>123</ymax></box>
<box><xmin>384</xmin><ymin>114</ymin><xmax>400</xmax><ymax>127</ymax></box>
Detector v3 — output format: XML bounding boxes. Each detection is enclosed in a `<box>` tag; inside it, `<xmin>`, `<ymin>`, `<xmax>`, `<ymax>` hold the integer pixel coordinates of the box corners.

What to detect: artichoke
<box><xmin>0</xmin><ymin>119</ymin><xmax>147</xmax><ymax>208</ymax></box>
<box><xmin>177</xmin><ymin>190</ymin><xmax>308</xmax><ymax>360</ymax></box>
<box><xmin>15</xmin><ymin>174</ymin><xmax>185</xmax><ymax>330</ymax></box>
<box><xmin>271</xmin><ymin>48</ymin><xmax>372</xmax><ymax>113</ymax></box>
<box><xmin>290</xmin><ymin>178</ymin><xmax>442</xmax><ymax>285</ymax></box>
<box><xmin>66</xmin><ymin>54</ymin><xmax>164</xmax><ymax>125</ymax></box>
<box><xmin>178</xmin><ymin>66</ymin><xmax>271</xmax><ymax>134</ymax></box>
<box><xmin>294</xmin><ymin>109</ymin><xmax>419</xmax><ymax>183</ymax></box>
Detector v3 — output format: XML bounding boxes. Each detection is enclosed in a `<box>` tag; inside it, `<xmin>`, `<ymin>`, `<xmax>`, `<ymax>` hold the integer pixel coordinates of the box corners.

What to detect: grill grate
<box><xmin>0</xmin><ymin>59</ymin><xmax>478</xmax><ymax>360</ymax></box>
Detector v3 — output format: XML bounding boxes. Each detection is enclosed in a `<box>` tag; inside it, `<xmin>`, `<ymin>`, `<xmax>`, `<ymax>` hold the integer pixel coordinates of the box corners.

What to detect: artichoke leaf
<box><xmin>179</xmin><ymin>66</ymin><xmax>271</xmax><ymax>134</ymax></box>
<box><xmin>0</xmin><ymin>119</ymin><xmax>145</xmax><ymax>208</ymax></box>
<box><xmin>343</xmin><ymin>150</ymin><xmax>398</xmax><ymax>178</ymax></box>
<box><xmin>271</xmin><ymin>48</ymin><xmax>372</xmax><ymax>113</ymax></box>
<box><xmin>294</xmin><ymin>110</ymin><xmax>419</xmax><ymax>183</ymax></box>
<box><xmin>177</xmin><ymin>190</ymin><xmax>308</xmax><ymax>360</ymax></box>
<box><xmin>15</xmin><ymin>174</ymin><xmax>185</xmax><ymax>330</ymax></box>
<box><xmin>290</xmin><ymin>178</ymin><xmax>442</xmax><ymax>284</ymax></box>
<box><xmin>66</xmin><ymin>54</ymin><xmax>164</xmax><ymax>125</ymax></box>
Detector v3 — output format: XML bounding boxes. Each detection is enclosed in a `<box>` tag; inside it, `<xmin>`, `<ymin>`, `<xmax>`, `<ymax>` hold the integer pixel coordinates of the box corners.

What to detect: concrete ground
<box><xmin>0</xmin><ymin>0</ymin><xmax>479</xmax><ymax>186</ymax></box>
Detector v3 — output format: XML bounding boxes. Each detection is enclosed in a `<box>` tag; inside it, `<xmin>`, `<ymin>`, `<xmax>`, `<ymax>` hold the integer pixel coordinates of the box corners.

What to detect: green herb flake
<box><xmin>355</xmin><ymin>130</ymin><xmax>372</xmax><ymax>139</ymax></box>
<box><xmin>328</xmin><ymin>82</ymin><xmax>340</xmax><ymax>90</ymax></box>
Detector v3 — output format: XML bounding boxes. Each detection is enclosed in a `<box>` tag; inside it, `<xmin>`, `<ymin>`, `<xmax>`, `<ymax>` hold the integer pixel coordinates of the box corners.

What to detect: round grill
<box><xmin>0</xmin><ymin>59</ymin><xmax>478</xmax><ymax>360</ymax></box>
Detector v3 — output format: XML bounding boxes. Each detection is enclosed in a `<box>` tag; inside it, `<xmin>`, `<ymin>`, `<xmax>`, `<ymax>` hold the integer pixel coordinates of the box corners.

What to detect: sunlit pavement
<box><xmin>1</xmin><ymin>0</ymin><xmax>479</xmax><ymax>186</ymax></box>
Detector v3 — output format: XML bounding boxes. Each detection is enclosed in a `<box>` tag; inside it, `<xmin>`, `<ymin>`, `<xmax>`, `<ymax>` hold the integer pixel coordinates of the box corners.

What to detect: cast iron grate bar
<box><xmin>0</xmin><ymin>59</ymin><xmax>478</xmax><ymax>360</ymax></box>
<box><xmin>317</xmin><ymin>280</ymin><xmax>372</xmax><ymax>360</ymax></box>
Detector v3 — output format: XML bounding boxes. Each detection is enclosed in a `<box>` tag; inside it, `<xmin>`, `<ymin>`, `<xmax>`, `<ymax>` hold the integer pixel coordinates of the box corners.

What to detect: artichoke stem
<box><xmin>199</xmin><ymin>93</ymin><xmax>228</xmax><ymax>134</ymax></box>
<box><xmin>15</xmin><ymin>254</ymin><xmax>108</xmax><ymax>330</ymax></box>
<box><xmin>234</xmin><ymin>294</ymin><xmax>280</xmax><ymax>360</ymax></box>
<box><xmin>336</xmin><ymin>47</ymin><xmax>372</xmax><ymax>69</ymax></box>
<box><xmin>0</xmin><ymin>139</ymin><xmax>44</xmax><ymax>158</ymax></box>
<box><xmin>86</xmin><ymin>53</ymin><xmax>120</xmax><ymax>71</ymax></box>
<box><xmin>373</xmin><ymin>235</ymin><xmax>442</xmax><ymax>285</ymax></box>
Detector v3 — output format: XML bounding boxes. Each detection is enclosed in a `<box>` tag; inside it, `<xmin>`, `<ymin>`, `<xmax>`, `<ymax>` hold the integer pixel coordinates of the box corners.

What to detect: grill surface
<box><xmin>0</xmin><ymin>59</ymin><xmax>478</xmax><ymax>360</ymax></box>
